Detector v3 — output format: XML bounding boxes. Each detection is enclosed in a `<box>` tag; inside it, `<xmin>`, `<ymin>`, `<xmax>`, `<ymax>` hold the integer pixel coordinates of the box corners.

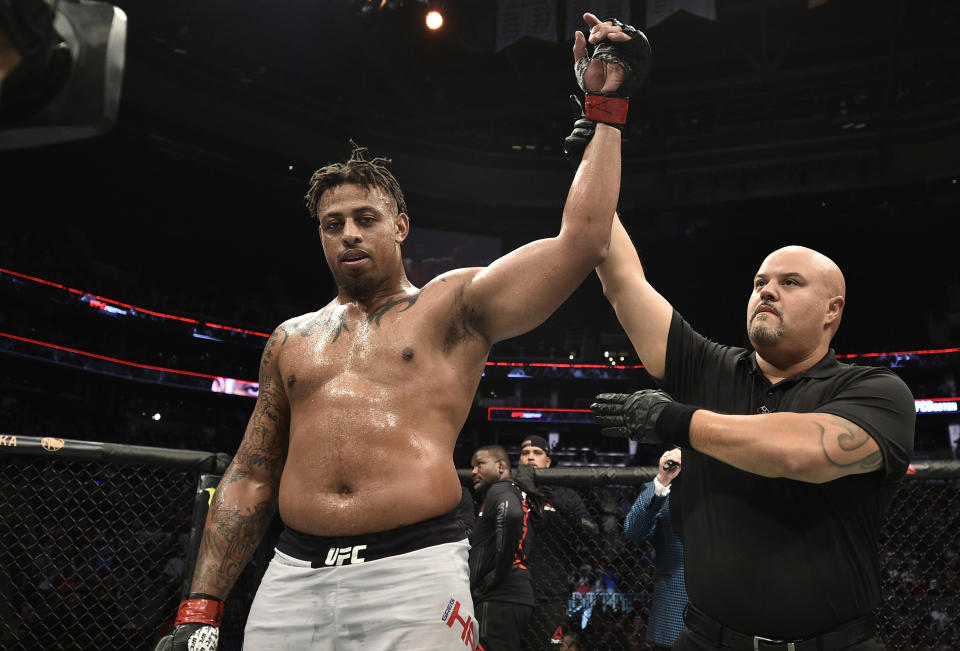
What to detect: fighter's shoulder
<box><xmin>261</xmin><ymin>309</ymin><xmax>325</xmax><ymax>355</ymax></box>
<box><xmin>281</xmin><ymin>310</ymin><xmax>319</xmax><ymax>331</ymax></box>
<box><xmin>278</xmin><ymin>297</ymin><xmax>345</xmax><ymax>330</ymax></box>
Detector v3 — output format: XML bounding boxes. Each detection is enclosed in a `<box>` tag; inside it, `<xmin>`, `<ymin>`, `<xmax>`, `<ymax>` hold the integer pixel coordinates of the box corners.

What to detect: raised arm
<box><xmin>461</xmin><ymin>15</ymin><xmax>649</xmax><ymax>344</ymax></box>
<box><xmin>595</xmin><ymin>213</ymin><xmax>674</xmax><ymax>379</ymax></box>
<box><xmin>463</xmin><ymin>126</ymin><xmax>619</xmax><ymax>344</ymax></box>
<box><xmin>191</xmin><ymin>325</ymin><xmax>291</xmax><ymax>597</ymax></box>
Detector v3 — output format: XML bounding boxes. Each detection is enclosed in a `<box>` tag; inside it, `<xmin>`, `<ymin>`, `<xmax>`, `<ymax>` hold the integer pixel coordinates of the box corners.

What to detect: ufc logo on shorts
<box><xmin>323</xmin><ymin>545</ymin><xmax>367</xmax><ymax>566</ymax></box>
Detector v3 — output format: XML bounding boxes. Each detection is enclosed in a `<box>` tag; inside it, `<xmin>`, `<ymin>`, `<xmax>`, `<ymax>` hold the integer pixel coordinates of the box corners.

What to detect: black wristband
<box><xmin>187</xmin><ymin>592</ymin><xmax>223</xmax><ymax>603</ymax></box>
<box><xmin>655</xmin><ymin>402</ymin><xmax>697</xmax><ymax>448</ymax></box>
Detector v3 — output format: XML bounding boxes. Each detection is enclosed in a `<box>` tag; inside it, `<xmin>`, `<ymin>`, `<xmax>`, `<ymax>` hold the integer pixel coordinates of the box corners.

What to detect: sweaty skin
<box><xmin>276</xmin><ymin>274</ymin><xmax>491</xmax><ymax>535</ymax></box>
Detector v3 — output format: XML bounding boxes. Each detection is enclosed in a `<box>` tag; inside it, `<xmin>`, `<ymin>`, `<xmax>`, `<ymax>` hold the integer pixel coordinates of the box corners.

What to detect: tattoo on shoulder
<box><xmin>297</xmin><ymin>312</ymin><xmax>350</xmax><ymax>342</ymax></box>
<box><xmin>368</xmin><ymin>291</ymin><xmax>420</xmax><ymax>327</ymax></box>
<box><xmin>260</xmin><ymin>325</ymin><xmax>290</xmax><ymax>371</ymax></box>
<box><xmin>817</xmin><ymin>415</ymin><xmax>883</xmax><ymax>471</ymax></box>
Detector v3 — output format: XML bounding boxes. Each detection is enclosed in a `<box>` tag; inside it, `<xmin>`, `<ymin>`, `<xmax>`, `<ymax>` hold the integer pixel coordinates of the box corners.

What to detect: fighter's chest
<box><xmin>279</xmin><ymin>308</ymin><xmax>431</xmax><ymax>388</ymax></box>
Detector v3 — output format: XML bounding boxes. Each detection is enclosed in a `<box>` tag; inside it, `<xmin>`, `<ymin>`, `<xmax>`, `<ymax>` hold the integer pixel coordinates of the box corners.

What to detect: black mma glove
<box><xmin>563</xmin><ymin>95</ymin><xmax>596</xmax><ymax>167</ymax></box>
<box><xmin>590</xmin><ymin>390</ymin><xmax>696</xmax><ymax>447</ymax></box>
<box><xmin>154</xmin><ymin>593</ymin><xmax>224</xmax><ymax>651</ymax></box>
<box><xmin>588</xmin><ymin>19</ymin><xmax>652</xmax><ymax>97</ymax></box>
<box><xmin>573</xmin><ymin>17</ymin><xmax>651</xmax><ymax>127</ymax></box>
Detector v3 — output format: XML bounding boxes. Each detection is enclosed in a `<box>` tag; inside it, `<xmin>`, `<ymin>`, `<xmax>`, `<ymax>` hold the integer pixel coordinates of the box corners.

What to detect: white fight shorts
<box><xmin>243</xmin><ymin>519</ymin><xmax>477</xmax><ymax>650</ymax></box>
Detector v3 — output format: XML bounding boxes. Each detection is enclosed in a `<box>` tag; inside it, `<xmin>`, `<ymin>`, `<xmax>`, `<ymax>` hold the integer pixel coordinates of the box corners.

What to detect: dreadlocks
<box><xmin>304</xmin><ymin>141</ymin><xmax>408</xmax><ymax>223</ymax></box>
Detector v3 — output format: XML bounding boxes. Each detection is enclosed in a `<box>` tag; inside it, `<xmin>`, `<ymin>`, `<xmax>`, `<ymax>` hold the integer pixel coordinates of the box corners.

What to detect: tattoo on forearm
<box><xmin>196</xmin><ymin>379</ymin><xmax>286</xmax><ymax>593</ymax></box>
<box><xmin>194</xmin><ymin>319</ymin><xmax>290</xmax><ymax>596</ymax></box>
<box><xmin>368</xmin><ymin>292</ymin><xmax>420</xmax><ymax>326</ymax></box>
<box><xmin>817</xmin><ymin>416</ymin><xmax>882</xmax><ymax>471</ymax></box>
<box><xmin>195</xmin><ymin>485</ymin><xmax>276</xmax><ymax>594</ymax></box>
<box><xmin>214</xmin><ymin>499</ymin><xmax>273</xmax><ymax>581</ymax></box>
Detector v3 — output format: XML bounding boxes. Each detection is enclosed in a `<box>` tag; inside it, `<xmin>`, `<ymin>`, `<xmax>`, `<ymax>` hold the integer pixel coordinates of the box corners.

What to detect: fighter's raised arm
<box><xmin>461</xmin><ymin>14</ymin><xmax>652</xmax><ymax>344</ymax></box>
<box><xmin>579</xmin><ymin>17</ymin><xmax>671</xmax><ymax>377</ymax></box>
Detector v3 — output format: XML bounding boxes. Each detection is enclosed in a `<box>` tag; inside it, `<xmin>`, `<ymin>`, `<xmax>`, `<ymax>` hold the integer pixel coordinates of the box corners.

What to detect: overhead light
<box><xmin>426</xmin><ymin>10</ymin><xmax>443</xmax><ymax>29</ymax></box>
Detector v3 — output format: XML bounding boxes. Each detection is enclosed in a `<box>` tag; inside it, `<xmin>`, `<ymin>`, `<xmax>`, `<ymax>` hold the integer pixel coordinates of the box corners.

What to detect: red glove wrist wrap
<box><xmin>584</xmin><ymin>95</ymin><xmax>629</xmax><ymax>125</ymax></box>
<box><xmin>175</xmin><ymin>598</ymin><xmax>225</xmax><ymax>628</ymax></box>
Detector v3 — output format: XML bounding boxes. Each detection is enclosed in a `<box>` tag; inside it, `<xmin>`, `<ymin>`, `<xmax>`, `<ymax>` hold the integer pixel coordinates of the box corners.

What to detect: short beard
<box><xmin>749</xmin><ymin>320</ymin><xmax>784</xmax><ymax>348</ymax></box>
<box><xmin>339</xmin><ymin>273</ymin><xmax>377</xmax><ymax>302</ymax></box>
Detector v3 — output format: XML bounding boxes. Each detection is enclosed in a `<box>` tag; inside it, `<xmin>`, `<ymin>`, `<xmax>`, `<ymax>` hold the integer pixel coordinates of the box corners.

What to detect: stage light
<box><xmin>426</xmin><ymin>10</ymin><xmax>443</xmax><ymax>30</ymax></box>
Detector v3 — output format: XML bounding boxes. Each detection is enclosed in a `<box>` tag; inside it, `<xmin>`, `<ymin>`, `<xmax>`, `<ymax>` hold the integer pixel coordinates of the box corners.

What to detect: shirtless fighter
<box><xmin>156</xmin><ymin>13</ymin><xmax>648</xmax><ymax>651</ymax></box>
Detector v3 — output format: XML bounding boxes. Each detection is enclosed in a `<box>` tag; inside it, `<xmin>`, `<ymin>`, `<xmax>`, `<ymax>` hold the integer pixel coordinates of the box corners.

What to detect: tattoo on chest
<box><xmin>297</xmin><ymin>313</ymin><xmax>350</xmax><ymax>342</ymax></box>
<box><xmin>368</xmin><ymin>292</ymin><xmax>420</xmax><ymax>327</ymax></box>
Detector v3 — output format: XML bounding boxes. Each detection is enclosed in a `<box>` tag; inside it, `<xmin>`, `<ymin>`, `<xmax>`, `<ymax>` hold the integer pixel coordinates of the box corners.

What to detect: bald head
<box><xmin>761</xmin><ymin>246</ymin><xmax>846</xmax><ymax>300</ymax></box>
<box><xmin>748</xmin><ymin>245</ymin><xmax>847</xmax><ymax>360</ymax></box>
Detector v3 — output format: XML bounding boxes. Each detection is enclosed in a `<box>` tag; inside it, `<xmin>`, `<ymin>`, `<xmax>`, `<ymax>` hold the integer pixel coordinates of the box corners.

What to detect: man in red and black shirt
<box><xmin>470</xmin><ymin>445</ymin><xmax>537</xmax><ymax>651</ymax></box>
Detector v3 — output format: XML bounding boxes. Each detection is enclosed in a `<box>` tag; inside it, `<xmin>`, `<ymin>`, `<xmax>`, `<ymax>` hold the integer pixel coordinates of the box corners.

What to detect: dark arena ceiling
<box><xmin>3</xmin><ymin>0</ymin><xmax>959</xmax><ymax>352</ymax></box>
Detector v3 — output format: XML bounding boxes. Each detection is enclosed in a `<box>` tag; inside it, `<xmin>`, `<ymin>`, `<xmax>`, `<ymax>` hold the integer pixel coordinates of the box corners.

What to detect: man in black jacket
<box><xmin>470</xmin><ymin>445</ymin><xmax>537</xmax><ymax>651</ymax></box>
<box><xmin>517</xmin><ymin>435</ymin><xmax>598</xmax><ymax>649</ymax></box>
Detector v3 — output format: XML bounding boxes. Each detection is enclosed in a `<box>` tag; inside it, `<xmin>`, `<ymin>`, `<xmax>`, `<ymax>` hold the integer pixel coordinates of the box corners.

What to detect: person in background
<box><xmin>470</xmin><ymin>445</ymin><xmax>537</xmax><ymax>651</ymax></box>
<box><xmin>624</xmin><ymin>447</ymin><xmax>686</xmax><ymax>649</ymax></box>
<box><xmin>518</xmin><ymin>435</ymin><xmax>599</xmax><ymax>649</ymax></box>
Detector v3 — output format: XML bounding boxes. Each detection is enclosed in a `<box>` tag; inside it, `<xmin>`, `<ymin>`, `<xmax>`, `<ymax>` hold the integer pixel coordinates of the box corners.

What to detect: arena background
<box><xmin>1</xmin><ymin>0</ymin><xmax>959</xmax><ymax>648</ymax></box>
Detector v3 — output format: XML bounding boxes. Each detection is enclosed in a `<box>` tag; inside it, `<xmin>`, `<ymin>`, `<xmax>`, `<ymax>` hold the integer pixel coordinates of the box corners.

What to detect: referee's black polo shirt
<box><xmin>662</xmin><ymin>311</ymin><xmax>915</xmax><ymax>639</ymax></box>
